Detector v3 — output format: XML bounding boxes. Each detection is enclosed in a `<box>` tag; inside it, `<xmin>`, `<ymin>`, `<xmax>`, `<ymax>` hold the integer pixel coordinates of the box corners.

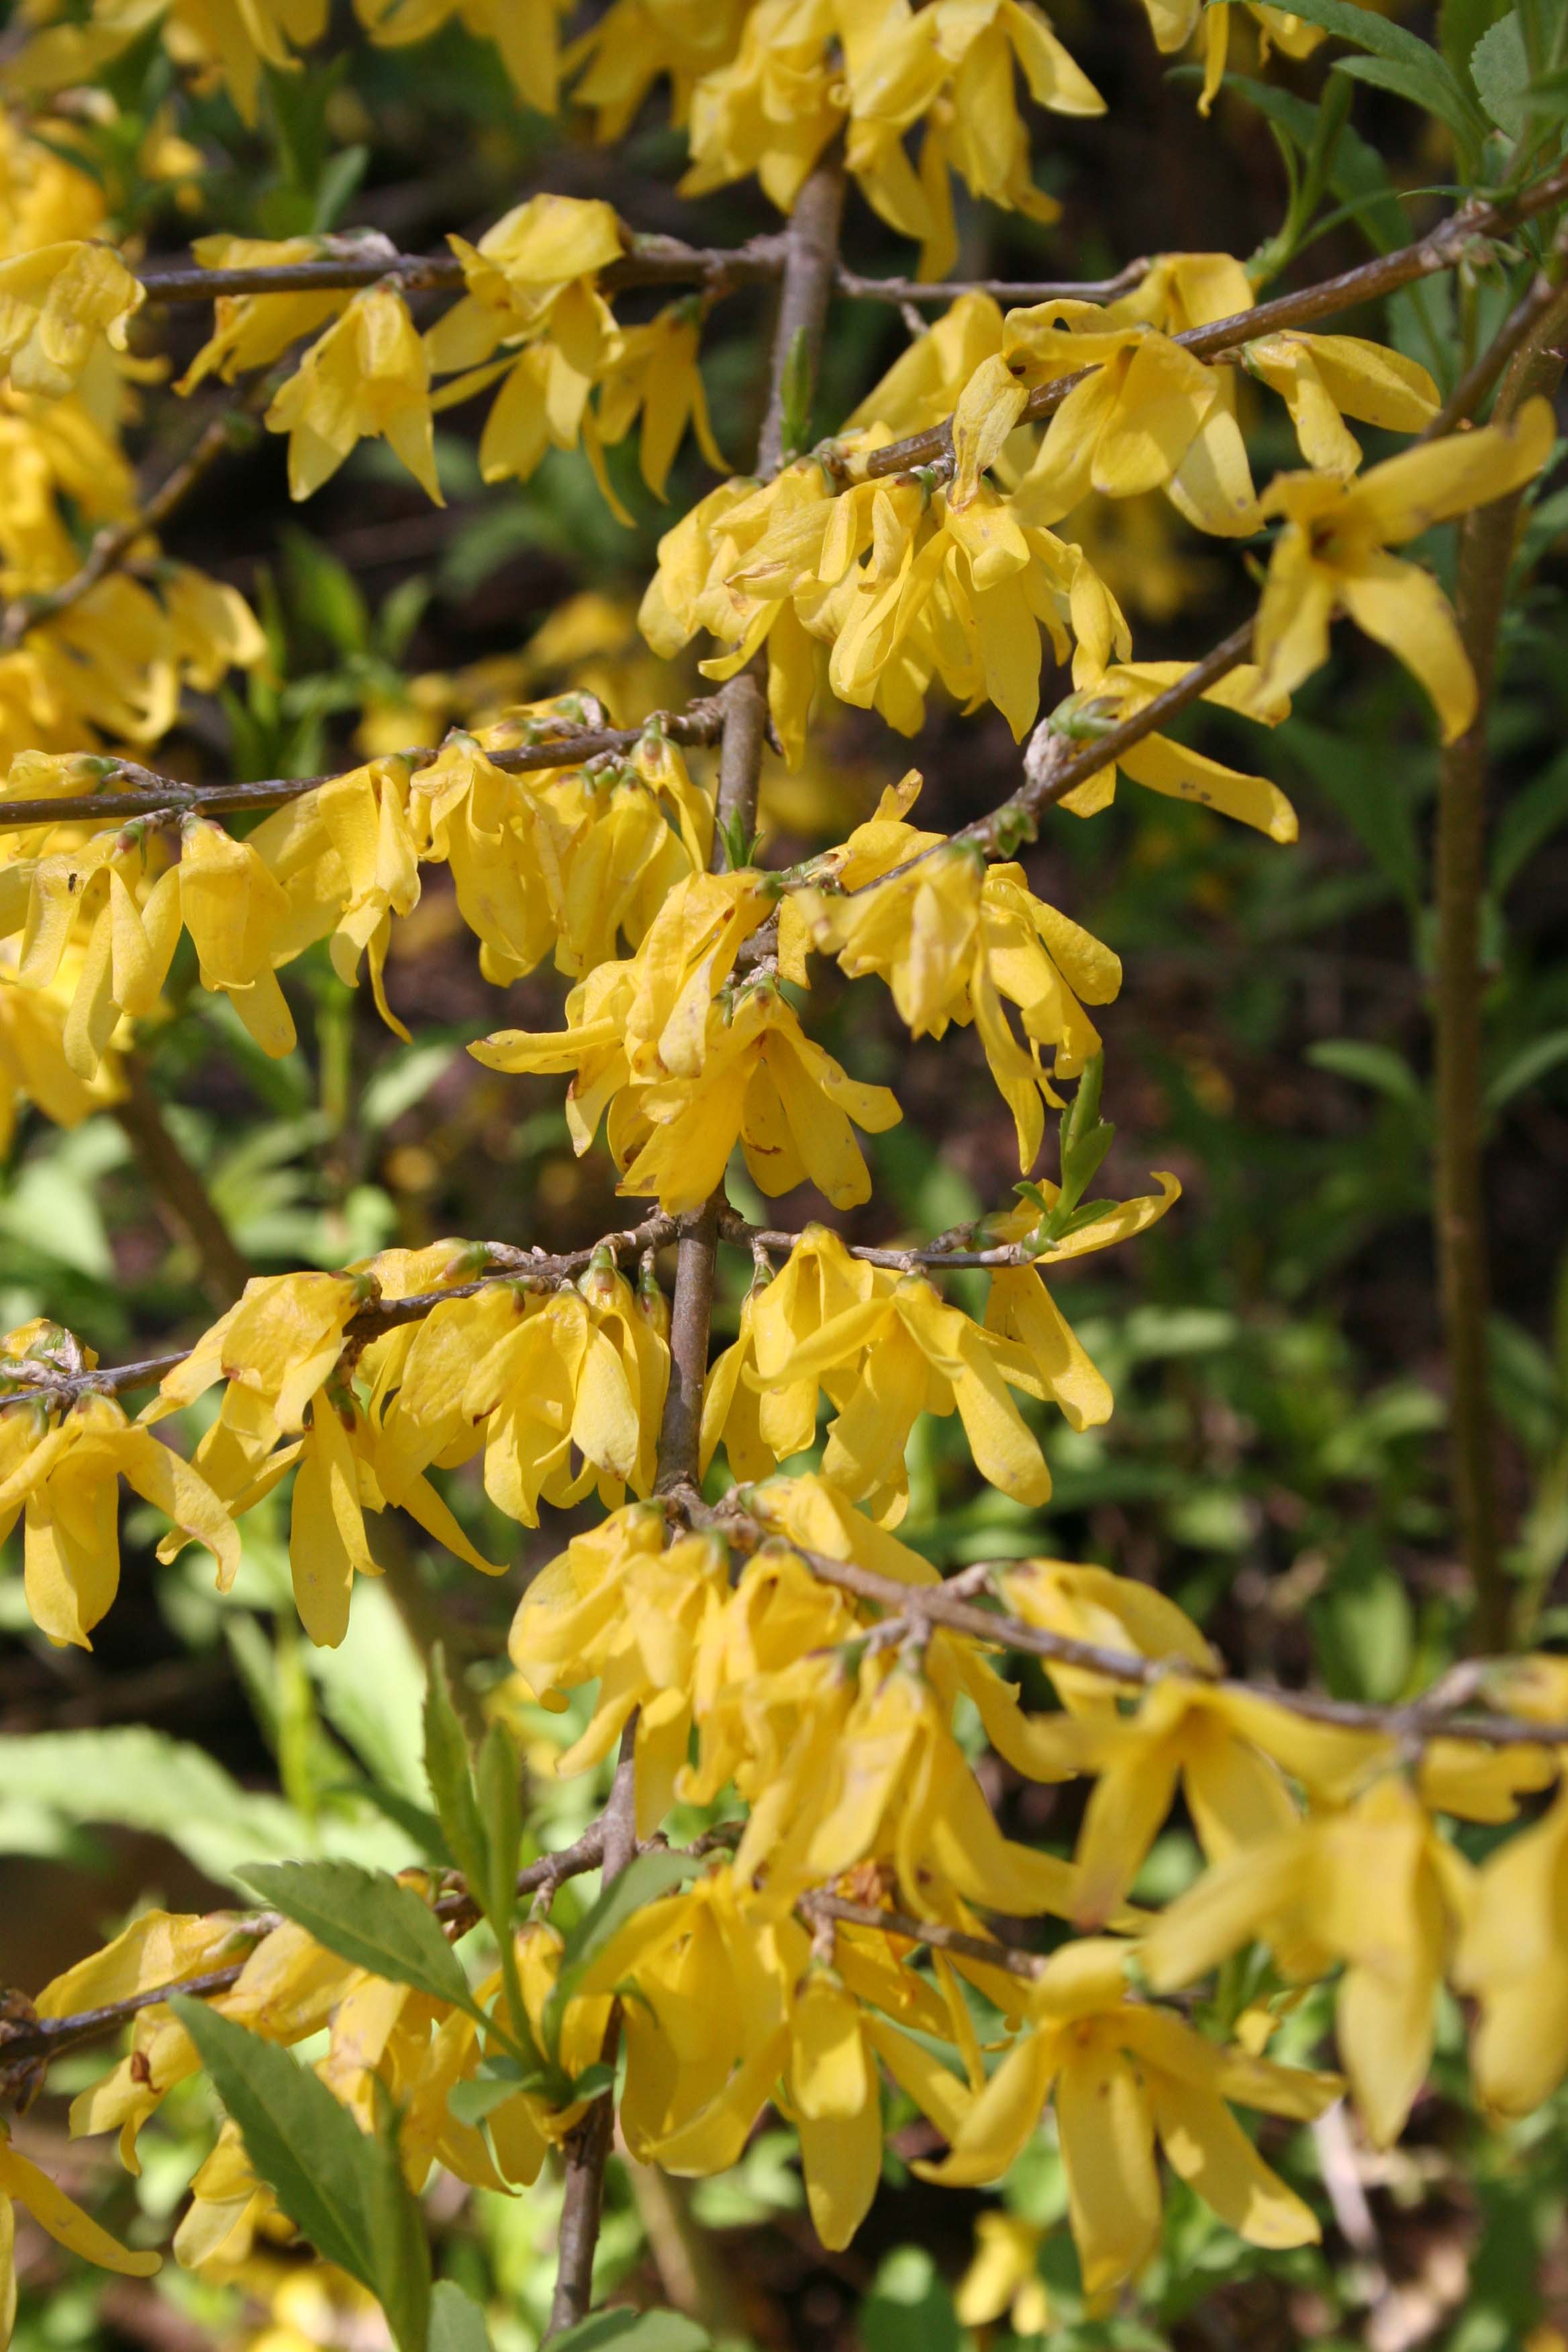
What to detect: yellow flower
<box><xmin>592</xmin><ymin>304</ymin><xmax>728</xmax><ymax>500</ymax></box>
<box><xmin>1</xmin><ymin>2120</ymin><xmax>159</xmax><ymax>2337</ymax></box>
<box><xmin>1051</xmin><ymin>658</ymin><xmax>1297</xmax><ymax>839</ymax></box>
<box><xmin>509</xmin><ymin>1507</ymin><xmax>729</xmax><ymax>1836</ymax></box>
<box><xmin>748</xmin><ymin>1264</ymin><xmax>1065</xmax><ymax>1520</ymax></box>
<box><xmin>0</xmin><ymin>242</ymin><xmax>145</xmax><ymax>399</ymax></box>
<box><xmin>1243</xmin><ymin>330</ymin><xmax>1439</xmax><ymax>477</ymax></box>
<box><xmin>0</xmin><ymin>1390</ymin><xmax>237</xmax><ymax>1650</ymax></box>
<box><xmin>1453</xmin><ymin>1774</ymin><xmax>1568</xmax><ymax>2116</ymax></box>
<box><xmin>800</xmin><ymin>786</ymin><xmax>1120</xmax><ymax>1166</ymax></box>
<box><xmin>7</xmin><ymin>1</ymin><xmax>330</xmax><ymax>128</ymax></box>
<box><xmin>426</xmin><ymin>193</ymin><xmax>623</xmax><ymax>377</ymax></box>
<box><xmin>991</xmin><ymin>301</ymin><xmax>1259</xmax><ymax>536</ymax></box>
<box><xmin>460</xmin><ymin>1258</ymin><xmax>671</xmax><ymax>1523</ymax></box>
<box><xmin>957</xmin><ymin>2213</ymin><xmax>1049</xmax><ymax>2337</ymax></box>
<box><xmin>1255</xmin><ymin>397</ymin><xmax>1556</xmax><ymax>740</ymax></box>
<box><xmin>917</xmin><ymin>1939</ymin><xmax>1339</xmax><ymax>2308</ymax></box>
<box><xmin>1144</xmin><ymin>1775</ymin><xmax>1473</xmax><ymax>2146</ymax></box>
<box><xmin>266</xmin><ymin>285</ymin><xmax>442</xmax><ymax>505</ymax></box>
<box><xmin>353</xmin><ymin>0</ymin><xmax>567</xmax><ymax>108</ymax></box>
<box><xmin>176</xmin><ymin>234</ymin><xmax>364</xmax><ymax>393</ymax></box>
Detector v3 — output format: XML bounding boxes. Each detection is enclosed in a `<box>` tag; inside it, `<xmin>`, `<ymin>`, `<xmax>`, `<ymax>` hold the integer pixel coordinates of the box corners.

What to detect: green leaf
<box><xmin>1471</xmin><ymin>10</ymin><xmax>1533</xmax><ymax>130</ymax></box>
<box><xmin>422</xmin><ymin>1653</ymin><xmax>488</xmax><ymax>1895</ymax></box>
<box><xmin>541</xmin><ymin>1850</ymin><xmax>700</xmax><ymax>2061</ymax></box>
<box><xmin>1219</xmin><ymin>75</ymin><xmax>1414</xmax><ymax>252</ymax></box>
<box><xmin>1333</xmin><ymin>52</ymin><xmax>1489</xmax><ymax>153</ymax></box>
<box><xmin>1485</xmin><ymin>1028</ymin><xmax>1568</xmax><ymax>1114</ymax></box>
<box><xmin>428</xmin><ymin>2284</ymin><xmax>492</xmax><ymax>2352</ymax></box>
<box><xmin>1307</xmin><ymin>1040</ymin><xmax>1430</xmax><ymax>1120</ymax></box>
<box><xmin>170</xmin><ymin>1996</ymin><xmax>429</xmax><ymax>2352</ymax></box>
<box><xmin>547</xmin><ymin>2314</ymin><xmax>710</xmax><ymax>2352</ymax></box>
<box><xmin>1275</xmin><ymin>0</ymin><xmax>1481</xmax><ymax>75</ymax></box>
<box><xmin>1442</xmin><ymin>0</ymin><xmax>1514</xmax><ymax>87</ymax></box>
<box><xmin>475</xmin><ymin>1722</ymin><xmax>521</xmax><ymax>1937</ymax></box>
<box><xmin>239</xmin><ymin>1860</ymin><xmax>485</xmax><ymax>2026</ymax></box>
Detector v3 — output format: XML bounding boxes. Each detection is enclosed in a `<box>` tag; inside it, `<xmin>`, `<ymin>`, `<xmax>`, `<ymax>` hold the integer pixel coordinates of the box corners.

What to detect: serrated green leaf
<box><xmin>547</xmin><ymin>2313</ymin><xmax>710</xmax><ymax>2352</ymax></box>
<box><xmin>428</xmin><ymin>2283</ymin><xmax>492</xmax><ymax>2352</ymax></box>
<box><xmin>541</xmin><ymin>1849</ymin><xmax>700</xmax><ymax>2061</ymax></box>
<box><xmin>1471</xmin><ymin>9</ymin><xmax>1532</xmax><ymax>130</ymax></box>
<box><xmin>360</xmin><ymin>2084</ymin><xmax>433</xmax><ymax>2352</ymax></box>
<box><xmin>1333</xmin><ymin>52</ymin><xmax>1488</xmax><ymax>153</ymax></box>
<box><xmin>170</xmin><ymin>1999</ymin><xmax>378</xmax><ymax>2295</ymax></box>
<box><xmin>239</xmin><ymin>1860</ymin><xmax>484</xmax><ymax>2026</ymax></box>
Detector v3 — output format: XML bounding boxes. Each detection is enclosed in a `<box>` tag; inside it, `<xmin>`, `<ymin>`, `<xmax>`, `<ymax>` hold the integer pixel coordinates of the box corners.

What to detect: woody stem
<box><xmin>1432</xmin><ymin>283</ymin><xmax>1568</xmax><ymax>1653</ymax></box>
<box><xmin>541</xmin><ymin>142</ymin><xmax>848</xmax><ymax>2341</ymax></box>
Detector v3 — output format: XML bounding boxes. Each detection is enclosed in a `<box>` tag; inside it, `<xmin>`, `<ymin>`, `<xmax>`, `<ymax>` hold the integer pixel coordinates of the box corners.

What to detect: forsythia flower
<box><xmin>957</xmin><ymin>2214</ymin><xmax>1049</xmax><ymax>2337</ymax></box>
<box><xmin>427</xmin><ymin>195</ymin><xmax>623</xmax><ymax>377</ymax></box>
<box><xmin>0</xmin><ymin>1369</ymin><xmax>237</xmax><ymax>1650</ymax></box>
<box><xmin>1255</xmin><ymin>397</ymin><xmax>1556</xmax><ymax>740</ymax></box>
<box><xmin>267</xmin><ymin>285</ymin><xmax>442</xmax><ymax>504</ymax></box>
<box><xmin>1144</xmin><ymin>1775</ymin><xmax>1473</xmax><ymax>2146</ymax></box>
<box><xmin>1453</xmin><ymin>1775</ymin><xmax>1568</xmax><ymax>2116</ymax></box>
<box><xmin>5</xmin><ymin>0</ymin><xmax>330</xmax><ymax>127</ymax></box>
<box><xmin>1242</xmin><ymin>330</ymin><xmax>1440</xmax><ymax>477</ymax></box>
<box><xmin>917</xmin><ymin>1939</ymin><xmax>1339</xmax><ymax>2307</ymax></box>
<box><xmin>799</xmin><ymin>777</ymin><xmax>1120</xmax><ymax>1165</ymax></box>
<box><xmin>0</xmin><ymin>242</ymin><xmax>144</xmax><ymax>399</ymax></box>
<box><xmin>177</xmin><ymin>234</ymin><xmax>384</xmax><ymax>392</ymax></box>
<box><xmin>509</xmin><ymin>1507</ymin><xmax>728</xmax><ymax>1836</ymax></box>
<box><xmin>475</xmin><ymin>960</ymin><xmax>901</xmax><ymax>1218</ymax></box>
<box><xmin>2</xmin><ymin>2120</ymin><xmax>160</xmax><ymax>2337</ymax></box>
<box><xmin>1050</xmin><ymin>659</ymin><xmax>1297</xmax><ymax>839</ymax></box>
<box><xmin>352</xmin><ymin>0</ymin><xmax>567</xmax><ymax>107</ymax></box>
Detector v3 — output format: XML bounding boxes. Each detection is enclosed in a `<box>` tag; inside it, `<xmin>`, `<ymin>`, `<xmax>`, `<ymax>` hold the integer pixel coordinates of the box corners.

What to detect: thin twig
<box><xmin>0</xmin><ymin>1216</ymin><xmax>675</xmax><ymax>1411</ymax></box>
<box><xmin>800</xmin><ymin>1892</ymin><xmax>1046</xmax><ymax>1982</ymax></box>
<box><xmin>710</xmin><ymin>1511</ymin><xmax>1568</xmax><ymax>1751</ymax></box>
<box><xmin>843</xmin><ymin>160</ymin><xmax>1568</xmax><ymax>483</ymax></box>
<box><xmin>0</xmin><ymin>703</ymin><xmax>726</xmax><ymax>832</ymax></box>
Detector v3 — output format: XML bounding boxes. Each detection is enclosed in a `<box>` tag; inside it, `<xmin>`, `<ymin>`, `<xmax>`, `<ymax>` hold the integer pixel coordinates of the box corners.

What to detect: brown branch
<box><xmin>0</xmin><ymin>702</ymin><xmax>726</xmax><ymax>832</ymax></box>
<box><xmin>0</xmin><ymin>389</ymin><xmax>266</xmax><ymax>652</ymax></box>
<box><xmin>844</xmin><ymin>159</ymin><xmax>1568</xmax><ymax>483</ymax></box>
<box><xmin>799</xmin><ymin>1892</ymin><xmax>1046</xmax><ymax>1983</ymax></box>
<box><xmin>0</xmin><ymin>1214</ymin><xmax>675</xmax><ymax>1411</ymax></box>
<box><xmin>834</xmin><ymin>258</ymin><xmax>1153</xmax><ymax>307</ymax></box>
<box><xmin>1432</xmin><ymin>284</ymin><xmax>1568</xmax><ymax>1653</ymax></box>
<box><xmin>711</xmin><ymin>1510</ymin><xmax>1568</xmax><ymax>1751</ymax></box>
<box><xmin>544</xmin><ymin>142</ymin><xmax>850</xmax><ymax>2347</ymax></box>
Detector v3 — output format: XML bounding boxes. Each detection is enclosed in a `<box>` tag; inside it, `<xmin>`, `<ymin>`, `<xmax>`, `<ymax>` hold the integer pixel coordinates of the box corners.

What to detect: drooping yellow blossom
<box><xmin>509</xmin><ymin>1508</ymin><xmax>730</xmax><ymax>1837</ymax></box>
<box><xmin>917</xmin><ymin>1938</ymin><xmax>1339</xmax><ymax>2308</ymax></box>
<box><xmin>590</xmin><ymin>305</ymin><xmax>728</xmax><ymax>502</ymax></box>
<box><xmin>5</xmin><ymin>0</ymin><xmax>330</xmax><ymax>127</ymax></box>
<box><xmin>176</xmin><ymin>234</ymin><xmax>374</xmax><ymax>393</ymax></box>
<box><xmin>1242</xmin><ymin>330</ymin><xmax>1440</xmax><ymax>477</ymax></box>
<box><xmin>1255</xmin><ymin>397</ymin><xmax>1557</xmax><ymax>740</ymax></box>
<box><xmin>1050</xmin><ymin>658</ymin><xmax>1297</xmax><ymax>839</ymax></box>
<box><xmin>957</xmin><ymin>2214</ymin><xmax>1050</xmax><ymax>2337</ymax></box>
<box><xmin>475</xmin><ymin>954</ymin><xmax>901</xmax><ymax>1218</ymax></box>
<box><xmin>745</xmin><ymin>1264</ymin><xmax>1063</xmax><ymax>1519</ymax></box>
<box><xmin>0</xmin><ymin>944</ymin><xmax>124</xmax><ymax>1148</ymax></box>
<box><xmin>458</xmin><ymin>1258</ymin><xmax>672</xmax><ymax>1524</ymax></box>
<box><xmin>352</xmin><ymin>0</ymin><xmax>567</xmax><ymax>107</ymax></box>
<box><xmin>677</xmin><ymin>0</ymin><xmax>1097</xmax><ymax>280</ymax></box>
<box><xmin>1145</xmin><ymin>1774</ymin><xmax>1473</xmax><ymax>2146</ymax></box>
<box><xmin>1453</xmin><ymin>1774</ymin><xmax>1568</xmax><ymax>2116</ymax></box>
<box><xmin>978</xmin><ymin>301</ymin><xmax>1258</xmax><ymax>537</ymax></box>
<box><xmin>0</xmin><ymin>243</ymin><xmax>144</xmax><ymax>400</ymax></box>
<box><xmin>692</xmin><ymin>452</ymin><xmax>1131</xmax><ymax>744</ymax></box>
<box><xmin>0</xmin><ymin>1375</ymin><xmax>237</xmax><ymax>1651</ymax></box>
<box><xmin>798</xmin><ymin>777</ymin><xmax>1120</xmax><ymax>1165</ymax></box>
<box><xmin>2</xmin><ymin>2119</ymin><xmax>160</xmax><ymax>2339</ymax></box>
<box><xmin>428</xmin><ymin>195</ymin><xmax>623</xmax><ymax>374</ymax></box>
<box><xmin>267</xmin><ymin>285</ymin><xmax>442</xmax><ymax>505</ymax></box>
